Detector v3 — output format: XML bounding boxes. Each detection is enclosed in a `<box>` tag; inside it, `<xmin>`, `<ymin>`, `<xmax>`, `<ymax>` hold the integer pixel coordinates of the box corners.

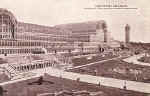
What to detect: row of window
<box><xmin>16</xmin><ymin>35</ymin><xmax>71</xmax><ymax>42</ymax></box>
<box><xmin>0</xmin><ymin>26</ymin><xmax>13</xmax><ymax>33</ymax></box>
<box><xmin>0</xmin><ymin>40</ymin><xmax>75</xmax><ymax>48</ymax></box>
<box><xmin>0</xmin><ymin>47</ymin><xmax>75</xmax><ymax>54</ymax></box>
<box><xmin>0</xmin><ymin>34</ymin><xmax>12</xmax><ymax>39</ymax></box>
<box><xmin>0</xmin><ymin>48</ymin><xmax>41</xmax><ymax>54</ymax></box>
<box><xmin>82</xmin><ymin>47</ymin><xmax>98</xmax><ymax>53</ymax></box>
<box><xmin>0</xmin><ymin>41</ymin><xmax>48</xmax><ymax>46</ymax></box>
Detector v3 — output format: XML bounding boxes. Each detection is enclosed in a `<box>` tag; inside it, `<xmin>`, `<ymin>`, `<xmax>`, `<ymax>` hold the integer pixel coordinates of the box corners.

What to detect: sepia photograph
<box><xmin>0</xmin><ymin>0</ymin><xmax>150</xmax><ymax>96</ymax></box>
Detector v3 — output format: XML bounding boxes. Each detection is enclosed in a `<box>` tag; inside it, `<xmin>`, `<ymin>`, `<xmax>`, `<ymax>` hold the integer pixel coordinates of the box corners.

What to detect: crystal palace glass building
<box><xmin>0</xmin><ymin>8</ymin><xmax>120</xmax><ymax>55</ymax></box>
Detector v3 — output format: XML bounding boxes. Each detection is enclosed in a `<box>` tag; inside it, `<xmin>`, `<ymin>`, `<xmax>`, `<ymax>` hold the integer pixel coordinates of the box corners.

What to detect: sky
<box><xmin>0</xmin><ymin>0</ymin><xmax>150</xmax><ymax>42</ymax></box>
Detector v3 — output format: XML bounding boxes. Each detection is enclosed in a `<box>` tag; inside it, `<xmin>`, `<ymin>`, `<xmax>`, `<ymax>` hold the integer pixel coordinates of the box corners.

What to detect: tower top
<box><xmin>125</xmin><ymin>24</ymin><xmax>130</xmax><ymax>31</ymax></box>
<box><xmin>125</xmin><ymin>24</ymin><xmax>130</xmax><ymax>43</ymax></box>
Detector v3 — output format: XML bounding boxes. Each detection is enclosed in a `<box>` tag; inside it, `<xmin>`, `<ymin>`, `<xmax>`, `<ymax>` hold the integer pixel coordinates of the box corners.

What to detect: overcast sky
<box><xmin>0</xmin><ymin>0</ymin><xmax>150</xmax><ymax>42</ymax></box>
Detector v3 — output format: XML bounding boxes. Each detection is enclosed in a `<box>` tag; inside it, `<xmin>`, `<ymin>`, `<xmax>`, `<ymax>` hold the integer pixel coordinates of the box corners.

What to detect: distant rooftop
<box><xmin>55</xmin><ymin>20</ymin><xmax>106</xmax><ymax>34</ymax></box>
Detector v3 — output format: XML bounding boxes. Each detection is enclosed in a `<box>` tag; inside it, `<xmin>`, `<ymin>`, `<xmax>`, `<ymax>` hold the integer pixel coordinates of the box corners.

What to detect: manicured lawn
<box><xmin>72</xmin><ymin>54</ymin><xmax>117</xmax><ymax>66</ymax></box>
<box><xmin>3</xmin><ymin>75</ymin><xmax>147</xmax><ymax>96</ymax></box>
<box><xmin>70</xmin><ymin>59</ymin><xmax>150</xmax><ymax>82</ymax></box>
<box><xmin>0</xmin><ymin>73</ymin><xmax>10</xmax><ymax>83</ymax></box>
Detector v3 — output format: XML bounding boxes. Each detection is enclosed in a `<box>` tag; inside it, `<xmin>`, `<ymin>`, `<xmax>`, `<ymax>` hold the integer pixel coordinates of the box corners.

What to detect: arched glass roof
<box><xmin>0</xmin><ymin>8</ymin><xmax>17</xmax><ymax>25</ymax></box>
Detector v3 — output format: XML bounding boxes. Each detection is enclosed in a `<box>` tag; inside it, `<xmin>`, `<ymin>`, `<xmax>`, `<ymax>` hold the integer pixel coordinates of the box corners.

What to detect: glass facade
<box><xmin>0</xmin><ymin>9</ymin><xmax>17</xmax><ymax>39</ymax></box>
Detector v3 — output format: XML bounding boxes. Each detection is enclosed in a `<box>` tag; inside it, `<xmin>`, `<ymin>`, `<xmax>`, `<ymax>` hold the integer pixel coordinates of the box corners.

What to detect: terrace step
<box><xmin>4</xmin><ymin>64</ymin><xmax>21</xmax><ymax>79</ymax></box>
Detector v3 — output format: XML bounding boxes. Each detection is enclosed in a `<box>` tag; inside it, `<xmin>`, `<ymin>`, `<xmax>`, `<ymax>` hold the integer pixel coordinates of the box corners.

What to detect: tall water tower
<box><xmin>125</xmin><ymin>24</ymin><xmax>130</xmax><ymax>43</ymax></box>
